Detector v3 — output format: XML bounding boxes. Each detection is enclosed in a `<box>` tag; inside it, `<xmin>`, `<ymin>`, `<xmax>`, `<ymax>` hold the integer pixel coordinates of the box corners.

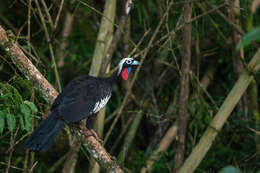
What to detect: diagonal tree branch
<box><xmin>0</xmin><ymin>27</ymin><xmax>58</xmax><ymax>101</ymax></box>
<box><xmin>0</xmin><ymin>25</ymin><xmax>123</xmax><ymax>173</ymax></box>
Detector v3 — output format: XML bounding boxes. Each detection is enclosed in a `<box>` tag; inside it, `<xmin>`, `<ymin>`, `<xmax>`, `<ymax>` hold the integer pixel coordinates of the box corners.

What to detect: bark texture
<box><xmin>0</xmin><ymin>26</ymin><xmax>58</xmax><ymax>101</ymax></box>
<box><xmin>173</xmin><ymin>1</ymin><xmax>193</xmax><ymax>172</ymax></box>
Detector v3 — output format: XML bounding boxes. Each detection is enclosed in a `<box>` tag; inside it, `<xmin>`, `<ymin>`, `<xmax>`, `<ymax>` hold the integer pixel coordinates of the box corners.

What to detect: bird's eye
<box><xmin>126</xmin><ymin>59</ymin><xmax>132</xmax><ymax>64</ymax></box>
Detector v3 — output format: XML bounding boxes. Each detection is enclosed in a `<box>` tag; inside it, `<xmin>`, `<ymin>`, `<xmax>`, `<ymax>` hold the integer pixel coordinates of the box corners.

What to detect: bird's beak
<box><xmin>132</xmin><ymin>60</ymin><xmax>139</xmax><ymax>65</ymax></box>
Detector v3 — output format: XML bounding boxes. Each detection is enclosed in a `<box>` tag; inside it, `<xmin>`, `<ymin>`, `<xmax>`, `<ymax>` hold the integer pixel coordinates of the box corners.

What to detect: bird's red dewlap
<box><xmin>121</xmin><ymin>68</ymin><xmax>129</xmax><ymax>80</ymax></box>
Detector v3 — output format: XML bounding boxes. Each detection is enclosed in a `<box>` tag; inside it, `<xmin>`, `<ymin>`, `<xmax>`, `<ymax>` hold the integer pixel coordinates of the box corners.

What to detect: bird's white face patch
<box><xmin>93</xmin><ymin>95</ymin><xmax>111</xmax><ymax>113</ymax></box>
<box><xmin>117</xmin><ymin>57</ymin><xmax>134</xmax><ymax>76</ymax></box>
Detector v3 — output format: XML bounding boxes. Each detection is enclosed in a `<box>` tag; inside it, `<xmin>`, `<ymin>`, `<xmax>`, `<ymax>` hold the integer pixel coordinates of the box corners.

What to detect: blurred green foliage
<box><xmin>0</xmin><ymin>81</ymin><xmax>38</xmax><ymax>133</ymax></box>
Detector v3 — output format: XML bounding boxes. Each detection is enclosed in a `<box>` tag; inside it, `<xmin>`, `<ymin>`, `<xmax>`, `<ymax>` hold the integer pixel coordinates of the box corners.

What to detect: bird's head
<box><xmin>117</xmin><ymin>58</ymin><xmax>139</xmax><ymax>80</ymax></box>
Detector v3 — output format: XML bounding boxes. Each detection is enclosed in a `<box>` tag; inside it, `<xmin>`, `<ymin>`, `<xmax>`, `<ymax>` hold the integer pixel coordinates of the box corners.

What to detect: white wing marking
<box><xmin>93</xmin><ymin>95</ymin><xmax>111</xmax><ymax>113</ymax></box>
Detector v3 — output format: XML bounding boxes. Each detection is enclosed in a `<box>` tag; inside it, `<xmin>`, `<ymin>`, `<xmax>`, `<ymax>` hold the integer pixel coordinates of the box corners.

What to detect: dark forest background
<box><xmin>0</xmin><ymin>0</ymin><xmax>260</xmax><ymax>172</ymax></box>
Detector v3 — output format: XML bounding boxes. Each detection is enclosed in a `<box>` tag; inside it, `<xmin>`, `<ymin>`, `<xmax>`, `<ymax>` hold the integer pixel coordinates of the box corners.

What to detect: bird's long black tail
<box><xmin>23</xmin><ymin>112</ymin><xmax>65</xmax><ymax>152</ymax></box>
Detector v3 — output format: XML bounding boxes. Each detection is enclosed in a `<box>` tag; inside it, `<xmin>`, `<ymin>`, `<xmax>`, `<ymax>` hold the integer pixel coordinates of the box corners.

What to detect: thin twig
<box><xmin>29</xmin><ymin>161</ymin><xmax>38</xmax><ymax>172</ymax></box>
<box><xmin>40</xmin><ymin>0</ymin><xmax>54</xmax><ymax>29</ymax></box>
<box><xmin>190</xmin><ymin>71</ymin><xmax>219</xmax><ymax>109</ymax></box>
<box><xmin>189</xmin><ymin>2</ymin><xmax>227</xmax><ymax>24</ymax></box>
<box><xmin>77</xmin><ymin>0</ymin><xmax>117</xmax><ymax>28</ymax></box>
<box><xmin>5</xmin><ymin>128</ymin><xmax>19</xmax><ymax>173</ymax></box>
<box><xmin>27</xmin><ymin>0</ymin><xmax>32</xmax><ymax>54</ymax></box>
<box><xmin>135</xmin><ymin>2</ymin><xmax>228</xmax><ymax>59</ymax></box>
<box><xmin>110</xmin><ymin>115</ymin><xmax>135</xmax><ymax>153</ymax></box>
<box><xmin>0</xmin><ymin>162</ymin><xmax>24</xmax><ymax>171</ymax></box>
<box><xmin>205</xmin><ymin>0</ymin><xmax>244</xmax><ymax>35</ymax></box>
<box><xmin>54</xmin><ymin>0</ymin><xmax>65</xmax><ymax>29</ymax></box>
<box><xmin>34</xmin><ymin>0</ymin><xmax>62</xmax><ymax>92</ymax></box>
<box><xmin>128</xmin><ymin>28</ymin><xmax>151</xmax><ymax>58</ymax></box>
<box><xmin>247</xmin><ymin>126</ymin><xmax>260</xmax><ymax>135</ymax></box>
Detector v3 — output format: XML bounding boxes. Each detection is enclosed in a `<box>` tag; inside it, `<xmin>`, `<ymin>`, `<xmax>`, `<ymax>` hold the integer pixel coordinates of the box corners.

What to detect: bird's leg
<box><xmin>77</xmin><ymin>119</ymin><xmax>103</xmax><ymax>144</ymax></box>
<box><xmin>87</xmin><ymin>129</ymin><xmax>104</xmax><ymax>144</ymax></box>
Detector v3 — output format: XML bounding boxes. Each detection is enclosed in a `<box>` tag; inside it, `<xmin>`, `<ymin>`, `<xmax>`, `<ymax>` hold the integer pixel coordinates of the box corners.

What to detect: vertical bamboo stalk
<box><xmin>248</xmin><ymin>79</ymin><xmax>260</xmax><ymax>153</ymax></box>
<box><xmin>141</xmin><ymin>60</ymin><xmax>217</xmax><ymax>173</ymax></box>
<box><xmin>88</xmin><ymin>0</ymin><xmax>116</xmax><ymax>172</ymax></box>
<box><xmin>179</xmin><ymin>49</ymin><xmax>260</xmax><ymax>173</ymax></box>
<box><xmin>118</xmin><ymin>111</ymin><xmax>143</xmax><ymax>164</ymax></box>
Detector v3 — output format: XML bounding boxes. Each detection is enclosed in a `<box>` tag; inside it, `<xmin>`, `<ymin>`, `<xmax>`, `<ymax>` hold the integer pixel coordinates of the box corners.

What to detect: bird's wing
<box><xmin>51</xmin><ymin>75</ymin><xmax>89</xmax><ymax>111</ymax></box>
<box><xmin>53</xmin><ymin>76</ymin><xmax>112</xmax><ymax>123</ymax></box>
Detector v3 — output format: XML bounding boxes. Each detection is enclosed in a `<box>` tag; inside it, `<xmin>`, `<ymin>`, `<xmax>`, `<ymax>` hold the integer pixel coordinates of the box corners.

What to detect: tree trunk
<box><xmin>57</xmin><ymin>0</ymin><xmax>75</xmax><ymax>68</ymax></box>
<box><xmin>227</xmin><ymin>0</ymin><xmax>248</xmax><ymax>116</ymax></box>
<box><xmin>142</xmin><ymin>60</ymin><xmax>216</xmax><ymax>173</ymax></box>
<box><xmin>179</xmin><ymin>49</ymin><xmax>260</xmax><ymax>173</ymax></box>
<box><xmin>173</xmin><ymin>1</ymin><xmax>193</xmax><ymax>172</ymax></box>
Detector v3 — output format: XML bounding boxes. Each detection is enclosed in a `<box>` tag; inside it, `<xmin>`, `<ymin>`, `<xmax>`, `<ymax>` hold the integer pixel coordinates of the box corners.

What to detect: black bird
<box><xmin>24</xmin><ymin>58</ymin><xmax>139</xmax><ymax>152</ymax></box>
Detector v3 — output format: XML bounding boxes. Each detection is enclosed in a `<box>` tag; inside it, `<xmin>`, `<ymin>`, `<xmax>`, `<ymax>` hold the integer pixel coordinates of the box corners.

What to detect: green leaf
<box><xmin>20</xmin><ymin>103</ymin><xmax>32</xmax><ymax>131</ymax></box>
<box><xmin>0</xmin><ymin>111</ymin><xmax>5</xmax><ymax>134</ymax></box>
<box><xmin>0</xmin><ymin>92</ymin><xmax>12</xmax><ymax>100</ymax></box>
<box><xmin>6</xmin><ymin>113</ymin><xmax>16</xmax><ymax>132</ymax></box>
<box><xmin>20</xmin><ymin>103</ymin><xmax>30</xmax><ymax>115</ymax></box>
<box><xmin>23</xmin><ymin>101</ymin><xmax>38</xmax><ymax>113</ymax></box>
<box><xmin>219</xmin><ymin>166</ymin><xmax>242</xmax><ymax>173</ymax></box>
<box><xmin>18</xmin><ymin>114</ymin><xmax>25</xmax><ymax>130</ymax></box>
<box><xmin>237</xmin><ymin>27</ymin><xmax>260</xmax><ymax>49</ymax></box>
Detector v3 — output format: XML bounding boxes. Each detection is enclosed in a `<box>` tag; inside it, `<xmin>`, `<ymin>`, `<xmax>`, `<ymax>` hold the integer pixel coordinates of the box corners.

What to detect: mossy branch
<box><xmin>0</xmin><ymin>25</ymin><xmax>123</xmax><ymax>173</ymax></box>
<box><xmin>0</xmin><ymin>26</ymin><xmax>58</xmax><ymax>102</ymax></box>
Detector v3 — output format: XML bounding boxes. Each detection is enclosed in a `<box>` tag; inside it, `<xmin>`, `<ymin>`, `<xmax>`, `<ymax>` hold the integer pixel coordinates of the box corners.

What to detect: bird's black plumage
<box><xmin>52</xmin><ymin>75</ymin><xmax>115</xmax><ymax>122</ymax></box>
<box><xmin>23</xmin><ymin>58</ymin><xmax>139</xmax><ymax>152</ymax></box>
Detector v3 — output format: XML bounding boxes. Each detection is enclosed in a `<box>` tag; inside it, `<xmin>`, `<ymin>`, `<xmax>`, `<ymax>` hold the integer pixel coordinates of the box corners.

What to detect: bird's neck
<box><xmin>107</xmin><ymin>69</ymin><xmax>120</xmax><ymax>83</ymax></box>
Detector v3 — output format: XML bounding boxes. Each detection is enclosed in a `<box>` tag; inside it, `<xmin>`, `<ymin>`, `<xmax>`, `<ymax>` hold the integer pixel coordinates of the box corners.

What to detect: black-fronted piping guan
<box><xmin>23</xmin><ymin>58</ymin><xmax>139</xmax><ymax>152</ymax></box>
